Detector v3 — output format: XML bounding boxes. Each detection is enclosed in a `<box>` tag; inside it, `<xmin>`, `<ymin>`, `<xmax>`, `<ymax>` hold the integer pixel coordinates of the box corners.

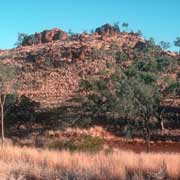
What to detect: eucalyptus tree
<box><xmin>174</xmin><ymin>37</ymin><xmax>180</xmax><ymax>47</ymax></box>
<box><xmin>15</xmin><ymin>33</ymin><xmax>28</xmax><ymax>47</ymax></box>
<box><xmin>79</xmin><ymin>64</ymin><xmax>161</xmax><ymax>152</ymax></box>
<box><xmin>0</xmin><ymin>62</ymin><xmax>18</xmax><ymax>145</ymax></box>
<box><xmin>159</xmin><ymin>41</ymin><xmax>171</xmax><ymax>50</ymax></box>
<box><xmin>122</xmin><ymin>22</ymin><xmax>129</xmax><ymax>32</ymax></box>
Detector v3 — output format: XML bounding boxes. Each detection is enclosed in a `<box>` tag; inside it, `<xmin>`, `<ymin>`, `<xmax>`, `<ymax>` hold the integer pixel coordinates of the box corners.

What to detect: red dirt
<box><xmin>106</xmin><ymin>139</ymin><xmax>180</xmax><ymax>153</ymax></box>
<box><xmin>53</xmin><ymin>126</ymin><xmax>180</xmax><ymax>153</ymax></box>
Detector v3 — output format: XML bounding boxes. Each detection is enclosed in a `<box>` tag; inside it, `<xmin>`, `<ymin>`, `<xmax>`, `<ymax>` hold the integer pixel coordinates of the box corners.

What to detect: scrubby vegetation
<box><xmin>0</xmin><ymin>145</ymin><xmax>179</xmax><ymax>180</ymax></box>
<box><xmin>74</xmin><ymin>49</ymin><xmax>180</xmax><ymax>151</ymax></box>
<box><xmin>47</xmin><ymin>135</ymin><xmax>104</xmax><ymax>152</ymax></box>
<box><xmin>0</xmin><ymin>22</ymin><xmax>180</xmax><ymax>179</ymax></box>
<box><xmin>6</xmin><ymin>95</ymin><xmax>40</xmax><ymax>129</ymax></box>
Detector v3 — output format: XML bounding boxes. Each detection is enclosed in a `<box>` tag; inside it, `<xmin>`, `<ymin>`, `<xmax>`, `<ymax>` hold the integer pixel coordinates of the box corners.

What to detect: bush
<box><xmin>165</xmin><ymin>82</ymin><xmax>180</xmax><ymax>96</ymax></box>
<box><xmin>156</xmin><ymin>56</ymin><xmax>178</xmax><ymax>73</ymax></box>
<box><xmin>47</xmin><ymin>135</ymin><xmax>104</xmax><ymax>152</ymax></box>
<box><xmin>116</xmin><ymin>52</ymin><xmax>128</xmax><ymax>63</ymax></box>
<box><xmin>6</xmin><ymin>95</ymin><xmax>40</xmax><ymax>128</ymax></box>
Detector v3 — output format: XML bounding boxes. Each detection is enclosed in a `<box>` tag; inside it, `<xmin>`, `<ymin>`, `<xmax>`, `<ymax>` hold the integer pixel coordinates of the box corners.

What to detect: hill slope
<box><xmin>0</xmin><ymin>24</ymin><xmax>179</xmax><ymax>108</ymax></box>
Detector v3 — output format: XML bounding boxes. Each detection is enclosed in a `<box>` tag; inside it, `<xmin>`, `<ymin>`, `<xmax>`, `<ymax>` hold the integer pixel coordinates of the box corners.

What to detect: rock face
<box><xmin>95</xmin><ymin>24</ymin><xmax>120</xmax><ymax>36</ymax></box>
<box><xmin>22</xmin><ymin>28</ymin><xmax>68</xmax><ymax>46</ymax></box>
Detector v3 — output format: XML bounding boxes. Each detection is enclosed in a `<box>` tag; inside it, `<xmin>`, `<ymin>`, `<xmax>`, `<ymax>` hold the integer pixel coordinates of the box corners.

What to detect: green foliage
<box><xmin>78</xmin><ymin>61</ymin><xmax>161</xmax><ymax>126</ymax></box>
<box><xmin>47</xmin><ymin>135</ymin><xmax>104</xmax><ymax>152</ymax></box>
<box><xmin>135</xmin><ymin>58</ymin><xmax>158</xmax><ymax>72</ymax></box>
<box><xmin>113</xmin><ymin>21</ymin><xmax>120</xmax><ymax>32</ymax></box>
<box><xmin>75</xmin><ymin>40</ymin><xmax>179</xmax><ymax>141</ymax></box>
<box><xmin>137</xmin><ymin>30</ymin><xmax>143</xmax><ymax>36</ymax></box>
<box><xmin>120</xmin><ymin>76</ymin><xmax>160</xmax><ymax>120</ymax></box>
<box><xmin>68</xmin><ymin>29</ymin><xmax>75</xmax><ymax>36</ymax></box>
<box><xmin>15</xmin><ymin>33</ymin><xmax>28</xmax><ymax>47</ymax></box>
<box><xmin>159</xmin><ymin>41</ymin><xmax>171</xmax><ymax>50</ymax></box>
<box><xmin>6</xmin><ymin>96</ymin><xmax>40</xmax><ymax>127</ymax></box>
<box><xmin>143</xmin><ymin>37</ymin><xmax>161</xmax><ymax>53</ymax></box>
<box><xmin>164</xmin><ymin>82</ymin><xmax>180</xmax><ymax>96</ymax></box>
<box><xmin>78</xmin><ymin>76</ymin><xmax>117</xmax><ymax>122</ymax></box>
<box><xmin>174</xmin><ymin>37</ymin><xmax>180</xmax><ymax>47</ymax></box>
<box><xmin>138</xmin><ymin>72</ymin><xmax>157</xmax><ymax>84</ymax></box>
<box><xmin>106</xmin><ymin>61</ymin><xmax>114</xmax><ymax>68</ymax></box>
<box><xmin>156</xmin><ymin>56</ymin><xmax>178</xmax><ymax>73</ymax></box>
<box><xmin>116</xmin><ymin>52</ymin><xmax>128</xmax><ymax>63</ymax></box>
<box><xmin>133</xmin><ymin>55</ymin><xmax>178</xmax><ymax>74</ymax></box>
<box><xmin>122</xmin><ymin>22</ymin><xmax>129</xmax><ymax>32</ymax></box>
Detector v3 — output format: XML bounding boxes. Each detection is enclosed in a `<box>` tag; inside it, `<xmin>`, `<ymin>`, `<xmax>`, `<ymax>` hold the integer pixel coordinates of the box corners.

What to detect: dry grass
<box><xmin>0</xmin><ymin>145</ymin><xmax>179</xmax><ymax>180</ymax></box>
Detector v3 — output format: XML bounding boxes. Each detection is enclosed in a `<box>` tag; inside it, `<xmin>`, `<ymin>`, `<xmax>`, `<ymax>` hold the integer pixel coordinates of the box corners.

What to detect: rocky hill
<box><xmin>0</xmin><ymin>24</ymin><xmax>179</xmax><ymax>108</ymax></box>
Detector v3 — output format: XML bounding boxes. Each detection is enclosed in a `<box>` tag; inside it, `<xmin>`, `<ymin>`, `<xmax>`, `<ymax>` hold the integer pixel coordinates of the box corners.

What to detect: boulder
<box><xmin>22</xmin><ymin>28</ymin><xmax>68</xmax><ymax>46</ymax></box>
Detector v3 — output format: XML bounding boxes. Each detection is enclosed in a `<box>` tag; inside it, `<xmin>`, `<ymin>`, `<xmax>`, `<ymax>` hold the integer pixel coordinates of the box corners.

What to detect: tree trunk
<box><xmin>160</xmin><ymin>119</ymin><xmax>165</xmax><ymax>131</ymax></box>
<box><xmin>145</xmin><ymin>127</ymin><xmax>150</xmax><ymax>153</ymax></box>
<box><xmin>0</xmin><ymin>94</ymin><xmax>6</xmax><ymax>146</ymax></box>
<box><xmin>1</xmin><ymin>104</ymin><xmax>4</xmax><ymax>146</ymax></box>
<box><xmin>144</xmin><ymin>119</ymin><xmax>151</xmax><ymax>153</ymax></box>
<box><xmin>160</xmin><ymin>110</ymin><xmax>165</xmax><ymax>132</ymax></box>
<box><xmin>159</xmin><ymin>107</ymin><xmax>166</xmax><ymax>132</ymax></box>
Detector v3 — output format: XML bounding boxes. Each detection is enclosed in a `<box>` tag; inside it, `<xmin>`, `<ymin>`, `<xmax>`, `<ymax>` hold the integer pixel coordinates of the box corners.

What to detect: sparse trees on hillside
<box><xmin>159</xmin><ymin>41</ymin><xmax>171</xmax><ymax>50</ymax></box>
<box><xmin>15</xmin><ymin>33</ymin><xmax>28</xmax><ymax>47</ymax></box>
<box><xmin>137</xmin><ymin>30</ymin><xmax>143</xmax><ymax>37</ymax></box>
<box><xmin>174</xmin><ymin>37</ymin><xmax>180</xmax><ymax>47</ymax></box>
<box><xmin>78</xmin><ymin>63</ymin><xmax>162</xmax><ymax>152</ymax></box>
<box><xmin>77</xmin><ymin>44</ymin><xmax>180</xmax><ymax>151</ymax></box>
<box><xmin>113</xmin><ymin>22</ymin><xmax>120</xmax><ymax>32</ymax></box>
<box><xmin>68</xmin><ymin>29</ymin><xmax>75</xmax><ymax>36</ymax></box>
<box><xmin>122</xmin><ymin>22</ymin><xmax>129</xmax><ymax>32</ymax></box>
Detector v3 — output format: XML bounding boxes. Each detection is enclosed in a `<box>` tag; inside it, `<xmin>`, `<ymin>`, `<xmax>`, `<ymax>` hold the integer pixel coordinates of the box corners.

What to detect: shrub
<box><xmin>116</xmin><ymin>52</ymin><xmax>128</xmax><ymax>63</ymax></box>
<box><xmin>47</xmin><ymin>135</ymin><xmax>104</xmax><ymax>152</ymax></box>
<box><xmin>165</xmin><ymin>82</ymin><xmax>180</xmax><ymax>96</ymax></box>
<box><xmin>6</xmin><ymin>95</ymin><xmax>40</xmax><ymax>128</ymax></box>
<box><xmin>156</xmin><ymin>56</ymin><xmax>178</xmax><ymax>73</ymax></box>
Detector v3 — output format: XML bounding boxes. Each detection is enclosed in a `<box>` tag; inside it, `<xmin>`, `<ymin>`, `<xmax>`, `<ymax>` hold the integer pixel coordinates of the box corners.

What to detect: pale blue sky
<box><xmin>0</xmin><ymin>0</ymin><xmax>180</xmax><ymax>51</ymax></box>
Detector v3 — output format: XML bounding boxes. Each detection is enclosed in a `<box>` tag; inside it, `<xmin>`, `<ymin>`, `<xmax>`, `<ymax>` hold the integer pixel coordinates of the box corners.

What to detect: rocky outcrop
<box><xmin>22</xmin><ymin>28</ymin><xmax>68</xmax><ymax>46</ymax></box>
<box><xmin>0</xmin><ymin>25</ymin><xmax>149</xmax><ymax>107</ymax></box>
<box><xmin>1</xmin><ymin>24</ymin><xmax>178</xmax><ymax>108</ymax></box>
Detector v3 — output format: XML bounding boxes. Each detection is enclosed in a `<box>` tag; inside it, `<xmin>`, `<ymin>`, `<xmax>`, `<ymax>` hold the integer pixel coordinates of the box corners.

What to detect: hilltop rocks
<box><xmin>22</xmin><ymin>28</ymin><xmax>68</xmax><ymax>46</ymax></box>
<box><xmin>95</xmin><ymin>24</ymin><xmax>120</xmax><ymax>36</ymax></box>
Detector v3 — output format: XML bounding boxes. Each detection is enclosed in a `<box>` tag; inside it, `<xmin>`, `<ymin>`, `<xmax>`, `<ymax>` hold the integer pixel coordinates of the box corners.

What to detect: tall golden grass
<box><xmin>0</xmin><ymin>145</ymin><xmax>179</xmax><ymax>179</ymax></box>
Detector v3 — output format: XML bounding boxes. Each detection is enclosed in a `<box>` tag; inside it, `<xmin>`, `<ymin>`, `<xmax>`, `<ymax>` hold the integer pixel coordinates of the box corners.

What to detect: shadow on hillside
<box><xmin>5</xmin><ymin>98</ymin><xmax>180</xmax><ymax>145</ymax></box>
